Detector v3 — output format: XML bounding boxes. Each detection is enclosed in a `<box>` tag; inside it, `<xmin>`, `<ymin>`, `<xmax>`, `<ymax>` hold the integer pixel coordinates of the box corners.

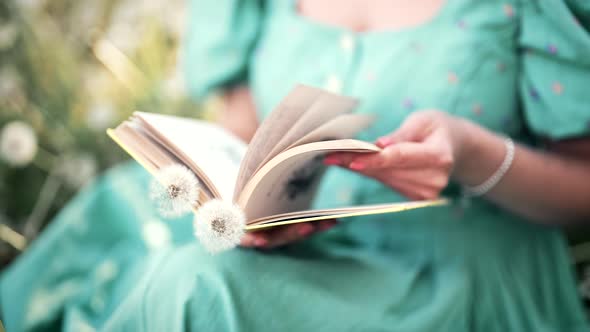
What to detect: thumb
<box><xmin>376</xmin><ymin>112</ymin><xmax>433</xmax><ymax>148</ymax></box>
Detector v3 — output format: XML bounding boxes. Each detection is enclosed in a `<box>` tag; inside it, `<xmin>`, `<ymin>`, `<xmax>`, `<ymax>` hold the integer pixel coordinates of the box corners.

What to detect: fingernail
<box><xmin>254</xmin><ymin>238</ymin><xmax>267</xmax><ymax>247</ymax></box>
<box><xmin>323</xmin><ymin>156</ymin><xmax>340</xmax><ymax>165</ymax></box>
<box><xmin>349</xmin><ymin>161</ymin><xmax>366</xmax><ymax>170</ymax></box>
<box><xmin>376</xmin><ymin>137</ymin><xmax>393</xmax><ymax>147</ymax></box>
<box><xmin>298</xmin><ymin>224</ymin><xmax>314</xmax><ymax>236</ymax></box>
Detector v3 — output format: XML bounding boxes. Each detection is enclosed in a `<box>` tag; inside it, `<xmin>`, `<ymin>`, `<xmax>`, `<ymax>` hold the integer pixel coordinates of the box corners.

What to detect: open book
<box><xmin>108</xmin><ymin>85</ymin><xmax>447</xmax><ymax>231</ymax></box>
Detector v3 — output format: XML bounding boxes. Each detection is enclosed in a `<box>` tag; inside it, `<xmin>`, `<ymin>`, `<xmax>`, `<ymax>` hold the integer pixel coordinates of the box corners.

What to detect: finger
<box><xmin>376</xmin><ymin>114</ymin><xmax>432</xmax><ymax>147</ymax></box>
<box><xmin>373</xmin><ymin>176</ymin><xmax>441</xmax><ymax>200</ymax></box>
<box><xmin>386</xmin><ymin>168</ymin><xmax>450</xmax><ymax>190</ymax></box>
<box><xmin>362</xmin><ymin>167</ymin><xmax>448</xmax><ymax>197</ymax></box>
<box><xmin>316</xmin><ymin>219</ymin><xmax>338</xmax><ymax>231</ymax></box>
<box><xmin>347</xmin><ymin>143</ymin><xmax>440</xmax><ymax>170</ymax></box>
<box><xmin>264</xmin><ymin>219</ymin><xmax>338</xmax><ymax>248</ymax></box>
<box><xmin>324</xmin><ymin>152</ymin><xmax>361</xmax><ymax>167</ymax></box>
<box><xmin>263</xmin><ymin>219</ymin><xmax>339</xmax><ymax>249</ymax></box>
<box><xmin>241</xmin><ymin>232</ymin><xmax>270</xmax><ymax>247</ymax></box>
<box><xmin>259</xmin><ymin>223</ymin><xmax>316</xmax><ymax>249</ymax></box>
<box><xmin>358</xmin><ymin>167</ymin><xmax>436</xmax><ymax>186</ymax></box>
<box><xmin>385</xmin><ymin>180</ymin><xmax>424</xmax><ymax>200</ymax></box>
<box><xmin>350</xmin><ymin>166</ymin><xmax>447</xmax><ymax>193</ymax></box>
<box><xmin>242</xmin><ymin>219</ymin><xmax>338</xmax><ymax>249</ymax></box>
<box><xmin>343</xmin><ymin>166</ymin><xmax>446</xmax><ymax>200</ymax></box>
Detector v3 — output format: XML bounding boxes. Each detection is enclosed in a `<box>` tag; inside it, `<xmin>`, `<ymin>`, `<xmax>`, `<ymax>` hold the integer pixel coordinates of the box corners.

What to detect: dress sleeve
<box><xmin>518</xmin><ymin>0</ymin><xmax>590</xmax><ymax>140</ymax></box>
<box><xmin>183</xmin><ymin>0</ymin><xmax>264</xmax><ymax>99</ymax></box>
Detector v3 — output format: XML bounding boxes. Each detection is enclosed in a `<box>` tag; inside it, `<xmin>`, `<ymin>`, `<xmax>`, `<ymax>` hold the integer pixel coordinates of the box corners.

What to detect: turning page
<box><xmin>234</xmin><ymin>85</ymin><xmax>326</xmax><ymax>199</ymax></box>
<box><xmin>287</xmin><ymin>113</ymin><xmax>374</xmax><ymax>149</ymax></box>
<box><xmin>259</xmin><ymin>90</ymin><xmax>359</xmax><ymax>167</ymax></box>
<box><xmin>135</xmin><ymin>112</ymin><xmax>247</xmax><ymax>200</ymax></box>
<box><xmin>238</xmin><ymin>139</ymin><xmax>381</xmax><ymax>221</ymax></box>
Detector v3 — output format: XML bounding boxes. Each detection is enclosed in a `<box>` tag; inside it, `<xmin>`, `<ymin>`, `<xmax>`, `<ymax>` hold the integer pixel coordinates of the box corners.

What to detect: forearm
<box><xmin>218</xmin><ymin>86</ymin><xmax>259</xmax><ymax>143</ymax></box>
<box><xmin>453</xmin><ymin>120</ymin><xmax>590</xmax><ymax>224</ymax></box>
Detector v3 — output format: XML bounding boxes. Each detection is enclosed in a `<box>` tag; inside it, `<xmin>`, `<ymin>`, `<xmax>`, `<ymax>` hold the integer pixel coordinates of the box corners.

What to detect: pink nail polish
<box><xmin>349</xmin><ymin>161</ymin><xmax>366</xmax><ymax>170</ymax></box>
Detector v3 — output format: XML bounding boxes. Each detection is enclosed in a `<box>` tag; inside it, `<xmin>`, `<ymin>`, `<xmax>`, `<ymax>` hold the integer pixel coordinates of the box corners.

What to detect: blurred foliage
<box><xmin>0</xmin><ymin>0</ymin><xmax>204</xmax><ymax>266</ymax></box>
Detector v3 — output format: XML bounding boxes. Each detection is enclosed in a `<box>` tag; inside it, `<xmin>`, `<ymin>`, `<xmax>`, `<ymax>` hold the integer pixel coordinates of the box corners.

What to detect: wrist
<box><xmin>450</xmin><ymin>117</ymin><xmax>477</xmax><ymax>175</ymax></box>
<box><xmin>451</xmin><ymin>119</ymin><xmax>507</xmax><ymax>188</ymax></box>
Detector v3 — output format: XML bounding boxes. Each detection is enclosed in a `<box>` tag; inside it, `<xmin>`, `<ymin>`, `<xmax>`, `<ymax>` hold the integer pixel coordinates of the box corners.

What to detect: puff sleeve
<box><xmin>518</xmin><ymin>0</ymin><xmax>590</xmax><ymax>139</ymax></box>
<box><xmin>183</xmin><ymin>0</ymin><xmax>263</xmax><ymax>99</ymax></box>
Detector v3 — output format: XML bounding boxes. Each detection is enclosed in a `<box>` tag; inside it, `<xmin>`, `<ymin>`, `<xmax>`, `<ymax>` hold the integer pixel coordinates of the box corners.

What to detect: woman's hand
<box><xmin>323</xmin><ymin>109</ymin><xmax>590</xmax><ymax>224</ymax></box>
<box><xmin>324</xmin><ymin>110</ymin><xmax>468</xmax><ymax>200</ymax></box>
<box><xmin>240</xmin><ymin>220</ymin><xmax>338</xmax><ymax>249</ymax></box>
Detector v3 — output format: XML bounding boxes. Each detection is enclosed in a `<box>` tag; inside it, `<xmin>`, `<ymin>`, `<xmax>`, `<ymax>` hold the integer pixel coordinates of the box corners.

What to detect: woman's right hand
<box><xmin>324</xmin><ymin>110</ymin><xmax>463</xmax><ymax>200</ymax></box>
<box><xmin>219</xmin><ymin>86</ymin><xmax>259</xmax><ymax>143</ymax></box>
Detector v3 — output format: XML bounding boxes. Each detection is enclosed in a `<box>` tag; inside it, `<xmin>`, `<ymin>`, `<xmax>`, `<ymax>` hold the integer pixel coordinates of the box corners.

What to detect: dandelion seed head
<box><xmin>86</xmin><ymin>102</ymin><xmax>116</xmax><ymax>131</ymax></box>
<box><xmin>0</xmin><ymin>121</ymin><xmax>37</xmax><ymax>167</ymax></box>
<box><xmin>193</xmin><ymin>199</ymin><xmax>245</xmax><ymax>254</ymax></box>
<box><xmin>150</xmin><ymin>164</ymin><xmax>199</xmax><ymax>218</ymax></box>
<box><xmin>0</xmin><ymin>23</ymin><xmax>18</xmax><ymax>50</ymax></box>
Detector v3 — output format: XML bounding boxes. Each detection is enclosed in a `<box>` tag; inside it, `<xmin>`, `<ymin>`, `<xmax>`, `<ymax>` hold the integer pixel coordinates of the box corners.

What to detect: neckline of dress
<box><xmin>286</xmin><ymin>0</ymin><xmax>454</xmax><ymax>39</ymax></box>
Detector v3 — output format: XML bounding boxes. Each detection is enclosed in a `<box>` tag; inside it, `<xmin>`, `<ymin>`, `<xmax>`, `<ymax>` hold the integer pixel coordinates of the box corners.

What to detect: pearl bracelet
<box><xmin>463</xmin><ymin>137</ymin><xmax>515</xmax><ymax>197</ymax></box>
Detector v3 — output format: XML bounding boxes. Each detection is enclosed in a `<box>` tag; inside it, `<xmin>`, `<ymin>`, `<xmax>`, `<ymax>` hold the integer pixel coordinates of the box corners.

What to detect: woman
<box><xmin>2</xmin><ymin>0</ymin><xmax>590</xmax><ymax>331</ymax></box>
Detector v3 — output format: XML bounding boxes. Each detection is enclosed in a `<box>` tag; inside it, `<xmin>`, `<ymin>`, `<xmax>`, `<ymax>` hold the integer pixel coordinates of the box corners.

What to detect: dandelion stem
<box><xmin>23</xmin><ymin>167</ymin><xmax>62</xmax><ymax>239</ymax></box>
<box><xmin>0</xmin><ymin>223</ymin><xmax>27</xmax><ymax>251</ymax></box>
<box><xmin>32</xmin><ymin>146</ymin><xmax>57</xmax><ymax>173</ymax></box>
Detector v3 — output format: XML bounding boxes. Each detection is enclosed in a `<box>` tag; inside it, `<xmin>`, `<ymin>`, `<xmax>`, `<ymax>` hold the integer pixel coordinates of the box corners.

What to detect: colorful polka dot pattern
<box><xmin>552</xmin><ymin>82</ymin><xmax>563</xmax><ymax>95</ymax></box>
<box><xmin>402</xmin><ymin>98</ymin><xmax>415</xmax><ymax>110</ymax></box>
<box><xmin>448</xmin><ymin>72</ymin><xmax>459</xmax><ymax>84</ymax></box>
<box><xmin>503</xmin><ymin>4</ymin><xmax>514</xmax><ymax>17</ymax></box>
<box><xmin>530</xmin><ymin>87</ymin><xmax>540</xmax><ymax>100</ymax></box>
<box><xmin>472</xmin><ymin>103</ymin><xmax>483</xmax><ymax>116</ymax></box>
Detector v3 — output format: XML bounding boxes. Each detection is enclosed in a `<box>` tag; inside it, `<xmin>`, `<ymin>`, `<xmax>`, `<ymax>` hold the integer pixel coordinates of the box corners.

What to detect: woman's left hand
<box><xmin>324</xmin><ymin>110</ymin><xmax>467</xmax><ymax>200</ymax></box>
<box><xmin>240</xmin><ymin>220</ymin><xmax>338</xmax><ymax>249</ymax></box>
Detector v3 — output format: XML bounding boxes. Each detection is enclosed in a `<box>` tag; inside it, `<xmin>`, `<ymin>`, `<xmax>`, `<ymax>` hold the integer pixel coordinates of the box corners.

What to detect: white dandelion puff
<box><xmin>0</xmin><ymin>66</ymin><xmax>24</xmax><ymax>104</ymax></box>
<box><xmin>86</xmin><ymin>102</ymin><xmax>116</xmax><ymax>131</ymax></box>
<box><xmin>0</xmin><ymin>23</ymin><xmax>17</xmax><ymax>50</ymax></box>
<box><xmin>193</xmin><ymin>199</ymin><xmax>246</xmax><ymax>254</ymax></box>
<box><xmin>142</xmin><ymin>219</ymin><xmax>172</xmax><ymax>250</ymax></box>
<box><xmin>0</xmin><ymin>121</ymin><xmax>37</xmax><ymax>167</ymax></box>
<box><xmin>150</xmin><ymin>164</ymin><xmax>200</xmax><ymax>218</ymax></box>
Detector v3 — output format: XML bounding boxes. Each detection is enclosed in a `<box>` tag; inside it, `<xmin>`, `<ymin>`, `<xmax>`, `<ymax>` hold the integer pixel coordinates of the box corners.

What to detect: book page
<box><xmin>109</xmin><ymin>125</ymin><xmax>160</xmax><ymax>173</ymax></box>
<box><xmin>108</xmin><ymin>126</ymin><xmax>212</xmax><ymax>203</ymax></box>
<box><xmin>124</xmin><ymin>121</ymin><xmax>218</xmax><ymax>201</ymax></box>
<box><xmin>259</xmin><ymin>92</ymin><xmax>359</xmax><ymax>168</ymax></box>
<box><xmin>238</xmin><ymin>139</ymin><xmax>381</xmax><ymax>221</ymax></box>
<box><xmin>245</xmin><ymin>113</ymin><xmax>374</xmax><ymax>183</ymax></box>
<box><xmin>287</xmin><ymin>113</ymin><xmax>374</xmax><ymax>149</ymax></box>
<box><xmin>234</xmin><ymin>85</ymin><xmax>325</xmax><ymax>200</ymax></box>
<box><xmin>134</xmin><ymin>112</ymin><xmax>247</xmax><ymax>201</ymax></box>
<box><xmin>245</xmin><ymin>199</ymin><xmax>449</xmax><ymax>231</ymax></box>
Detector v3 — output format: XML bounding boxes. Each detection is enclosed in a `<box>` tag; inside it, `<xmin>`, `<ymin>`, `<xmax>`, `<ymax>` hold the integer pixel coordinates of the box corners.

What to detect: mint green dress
<box><xmin>2</xmin><ymin>1</ymin><xmax>590</xmax><ymax>331</ymax></box>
